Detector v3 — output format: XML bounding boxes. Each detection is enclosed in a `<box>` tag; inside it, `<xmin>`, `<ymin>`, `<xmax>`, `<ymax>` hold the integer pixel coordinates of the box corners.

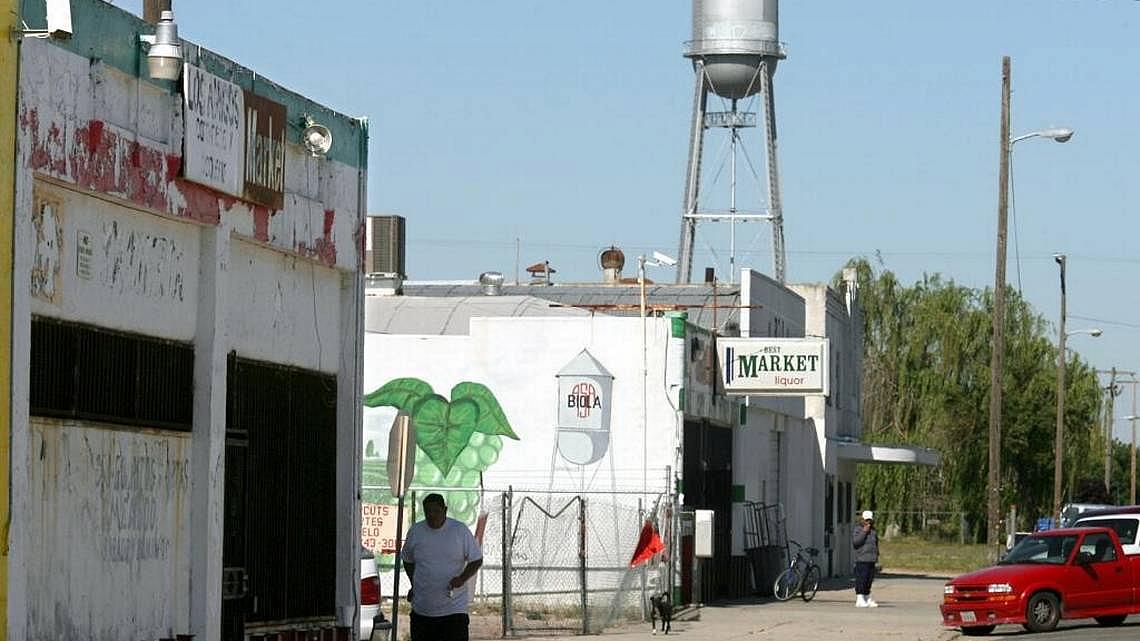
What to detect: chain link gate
<box><xmin>503</xmin><ymin>494</ymin><xmax>588</xmax><ymax>635</ymax></box>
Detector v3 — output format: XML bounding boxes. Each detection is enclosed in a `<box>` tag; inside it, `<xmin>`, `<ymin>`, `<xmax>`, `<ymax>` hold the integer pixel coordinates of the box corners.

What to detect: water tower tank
<box><xmin>686</xmin><ymin>0</ymin><xmax>783</xmax><ymax>100</ymax></box>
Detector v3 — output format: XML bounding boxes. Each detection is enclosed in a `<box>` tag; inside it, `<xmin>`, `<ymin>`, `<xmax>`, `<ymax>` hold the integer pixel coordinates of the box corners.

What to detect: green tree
<box><xmin>839</xmin><ymin>258</ymin><xmax>1104</xmax><ymax>540</ymax></box>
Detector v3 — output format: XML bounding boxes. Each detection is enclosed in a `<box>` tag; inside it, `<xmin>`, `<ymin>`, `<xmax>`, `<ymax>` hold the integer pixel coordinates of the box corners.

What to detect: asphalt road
<box><xmin>987</xmin><ymin>620</ymin><xmax>1140</xmax><ymax>639</ymax></box>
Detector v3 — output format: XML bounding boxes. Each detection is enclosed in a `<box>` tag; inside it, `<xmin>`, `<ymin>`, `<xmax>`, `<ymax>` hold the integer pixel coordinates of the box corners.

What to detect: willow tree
<box><xmin>838</xmin><ymin>258</ymin><xmax>1103</xmax><ymax>540</ymax></box>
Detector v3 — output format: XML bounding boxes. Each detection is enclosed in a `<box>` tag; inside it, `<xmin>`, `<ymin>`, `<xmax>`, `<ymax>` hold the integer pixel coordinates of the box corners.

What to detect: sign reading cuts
<box><xmin>719</xmin><ymin>337</ymin><xmax>830</xmax><ymax>396</ymax></box>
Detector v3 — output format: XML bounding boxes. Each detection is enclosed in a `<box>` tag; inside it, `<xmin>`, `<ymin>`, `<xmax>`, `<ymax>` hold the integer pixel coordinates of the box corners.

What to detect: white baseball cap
<box><xmin>862</xmin><ymin>510</ymin><xmax>874</xmax><ymax>520</ymax></box>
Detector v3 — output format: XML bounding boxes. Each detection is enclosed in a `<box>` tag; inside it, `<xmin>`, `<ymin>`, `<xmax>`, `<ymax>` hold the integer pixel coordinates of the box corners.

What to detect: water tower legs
<box><xmin>676</xmin><ymin>62</ymin><xmax>709</xmax><ymax>284</ymax></box>
<box><xmin>759</xmin><ymin>60</ymin><xmax>786</xmax><ymax>283</ymax></box>
<box><xmin>675</xmin><ymin>58</ymin><xmax>787</xmax><ymax>285</ymax></box>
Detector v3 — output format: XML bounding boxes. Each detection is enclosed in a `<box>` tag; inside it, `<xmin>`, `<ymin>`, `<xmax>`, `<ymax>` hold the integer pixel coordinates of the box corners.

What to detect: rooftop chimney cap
<box><xmin>525</xmin><ymin>261</ymin><xmax>555</xmax><ymax>275</ymax></box>
<box><xmin>599</xmin><ymin>246</ymin><xmax>625</xmax><ymax>270</ymax></box>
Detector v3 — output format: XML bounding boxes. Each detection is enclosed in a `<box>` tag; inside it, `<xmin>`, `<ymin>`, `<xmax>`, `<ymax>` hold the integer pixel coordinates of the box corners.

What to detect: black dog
<box><xmin>650</xmin><ymin>592</ymin><xmax>672</xmax><ymax>635</ymax></box>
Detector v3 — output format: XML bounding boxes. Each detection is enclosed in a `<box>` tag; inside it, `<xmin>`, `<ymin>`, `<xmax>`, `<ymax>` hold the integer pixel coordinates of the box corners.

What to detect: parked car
<box><xmin>360</xmin><ymin>546</ymin><xmax>390</xmax><ymax>640</ymax></box>
<box><xmin>1059</xmin><ymin>502</ymin><xmax>1115</xmax><ymax>527</ymax></box>
<box><xmin>1073</xmin><ymin>506</ymin><xmax>1140</xmax><ymax>555</ymax></box>
<box><xmin>941</xmin><ymin>527</ymin><xmax>1134</xmax><ymax>636</ymax></box>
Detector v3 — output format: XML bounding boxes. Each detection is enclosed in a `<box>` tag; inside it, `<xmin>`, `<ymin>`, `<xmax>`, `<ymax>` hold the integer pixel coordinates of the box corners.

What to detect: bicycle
<box><xmin>772</xmin><ymin>539</ymin><xmax>821</xmax><ymax>602</ymax></box>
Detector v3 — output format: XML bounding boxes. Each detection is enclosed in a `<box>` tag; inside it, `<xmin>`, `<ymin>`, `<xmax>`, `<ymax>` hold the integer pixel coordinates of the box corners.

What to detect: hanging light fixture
<box><xmin>139</xmin><ymin>10</ymin><xmax>183</xmax><ymax>81</ymax></box>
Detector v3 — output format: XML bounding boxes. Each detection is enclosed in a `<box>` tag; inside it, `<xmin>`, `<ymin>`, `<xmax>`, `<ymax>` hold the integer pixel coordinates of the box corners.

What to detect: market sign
<box><xmin>182</xmin><ymin>65</ymin><xmax>287</xmax><ymax>209</ymax></box>
<box><xmin>242</xmin><ymin>91</ymin><xmax>286</xmax><ymax>209</ymax></box>
<box><xmin>719</xmin><ymin>337</ymin><xmax>830</xmax><ymax>396</ymax></box>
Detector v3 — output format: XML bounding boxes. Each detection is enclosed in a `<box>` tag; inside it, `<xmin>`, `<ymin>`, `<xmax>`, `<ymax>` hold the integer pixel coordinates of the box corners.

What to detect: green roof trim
<box><xmin>666</xmin><ymin>311</ymin><xmax>688</xmax><ymax>339</ymax></box>
<box><xmin>20</xmin><ymin>0</ymin><xmax>367</xmax><ymax>168</ymax></box>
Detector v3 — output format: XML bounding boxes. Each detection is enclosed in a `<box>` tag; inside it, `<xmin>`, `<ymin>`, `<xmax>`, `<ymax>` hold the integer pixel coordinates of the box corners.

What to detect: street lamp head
<box><xmin>1054</xmin><ymin>253</ymin><xmax>1066</xmax><ymax>265</ymax></box>
<box><xmin>1090</xmin><ymin>328</ymin><xmax>1103</xmax><ymax>337</ymax></box>
<box><xmin>1042</xmin><ymin>128</ymin><xmax>1074</xmax><ymax>143</ymax></box>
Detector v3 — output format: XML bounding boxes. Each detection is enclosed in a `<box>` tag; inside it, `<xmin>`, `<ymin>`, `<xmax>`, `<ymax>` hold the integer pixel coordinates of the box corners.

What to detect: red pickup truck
<box><xmin>941</xmin><ymin>527</ymin><xmax>1134</xmax><ymax>636</ymax></box>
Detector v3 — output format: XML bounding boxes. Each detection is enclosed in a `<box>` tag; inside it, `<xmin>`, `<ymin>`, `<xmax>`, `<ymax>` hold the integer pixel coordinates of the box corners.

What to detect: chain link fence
<box><xmin>366</xmin><ymin>482</ymin><xmax>676</xmax><ymax>639</ymax></box>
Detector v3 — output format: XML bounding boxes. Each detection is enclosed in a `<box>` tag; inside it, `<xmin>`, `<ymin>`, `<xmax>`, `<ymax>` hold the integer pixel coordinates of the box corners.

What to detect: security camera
<box><xmin>652</xmin><ymin>251</ymin><xmax>678</xmax><ymax>267</ymax></box>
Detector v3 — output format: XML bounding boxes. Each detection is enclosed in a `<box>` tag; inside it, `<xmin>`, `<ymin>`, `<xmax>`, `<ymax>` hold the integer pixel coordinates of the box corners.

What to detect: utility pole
<box><xmin>1108</xmin><ymin>367</ymin><xmax>1118</xmax><ymax>494</ymax></box>
<box><xmin>987</xmin><ymin>56</ymin><xmax>1011</xmax><ymax>552</ymax></box>
<box><xmin>1053</xmin><ymin>254</ymin><xmax>1067</xmax><ymax>522</ymax></box>
<box><xmin>1098</xmin><ymin>368</ymin><xmax>1133</xmax><ymax>497</ymax></box>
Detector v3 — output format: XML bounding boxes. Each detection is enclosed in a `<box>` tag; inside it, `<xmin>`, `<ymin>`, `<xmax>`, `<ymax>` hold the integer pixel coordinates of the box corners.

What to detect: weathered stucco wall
<box><xmin>27</xmin><ymin>419</ymin><xmax>191</xmax><ymax>640</ymax></box>
<box><xmin>228</xmin><ymin>238</ymin><xmax>342</xmax><ymax>373</ymax></box>
<box><xmin>10</xmin><ymin>3</ymin><xmax>368</xmax><ymax>638</ymax></box>
<box><xmin>28</xmin><ymin>181</ymin><xmax>200</xmax><ymax>340</ymax></box>
<box><xmin>1</xmin><ymin>1</ymin><xmax>19</xmax><ymax>635</ymax></box>
<box><xmin>16</xmin><ymin>38</ymin><xmax>363</xmax><ymax>272</ymax></box>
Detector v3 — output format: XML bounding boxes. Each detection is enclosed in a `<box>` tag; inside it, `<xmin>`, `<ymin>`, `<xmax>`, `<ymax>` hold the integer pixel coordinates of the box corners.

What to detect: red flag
<box><xmin>629</xmin><ymin>520</ymin><xmax>666</xmax><ymax>567</ymax></box>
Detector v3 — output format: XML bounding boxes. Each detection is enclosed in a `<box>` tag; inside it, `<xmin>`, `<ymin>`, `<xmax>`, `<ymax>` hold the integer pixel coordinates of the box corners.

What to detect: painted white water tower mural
<box><xmin>556</xmin><ymin>349</ymin><xmax>614</xmax><ymax>465</ymax></box>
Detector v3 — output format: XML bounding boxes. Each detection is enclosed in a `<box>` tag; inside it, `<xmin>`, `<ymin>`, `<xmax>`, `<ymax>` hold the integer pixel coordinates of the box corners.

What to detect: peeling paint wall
<box><xmin>1</xmin><ymin>0</ymin><xmax>18</xmax><ymax>636</ymax></box>
<box><xmin>10</xmin><ymin>3</ymin><xmax>368</xmax><ymax>639</ymax></box>
<box><xmin>16</xmin><ymin>40</ymin><xmax>363</xmax><ymax>271</ymax></box>
<box><xmin>29</xmin><ymin>182</ymin><xmax>199</xmax><ymax>340</ymax></box>
<box><xmin>27</xmin><ymin>419</ymin><xmax>191</xmax><ymax>641</ymax></box>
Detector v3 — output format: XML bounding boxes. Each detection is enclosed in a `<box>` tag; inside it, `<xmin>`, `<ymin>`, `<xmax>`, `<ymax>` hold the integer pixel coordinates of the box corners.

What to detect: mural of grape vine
<box><xmin>361</xmin><ymin>377</ymin><xmax>519</xmax><ymax>526</ymax></box>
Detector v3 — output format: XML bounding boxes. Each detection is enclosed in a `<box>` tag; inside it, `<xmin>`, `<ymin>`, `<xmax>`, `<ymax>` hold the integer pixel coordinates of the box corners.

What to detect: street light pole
<box><xmin>987</xmin><ymin>56</ymin><xmax>1011</xmax><ymax>552</ymax></box>
<box><xmin>1053</xmin><ymin>254</ymin><xmax>1067</xmax><ymax>521</ymax></box>
<box><xmin>1132</xmin><ymin>388</ymin><xmax>1137</xmax><ymax>504</ymax></box>
<box><xmin>1108</xmin><ymin>367</ymin><xmax>1118</xmax><ymax>494</ymax></box>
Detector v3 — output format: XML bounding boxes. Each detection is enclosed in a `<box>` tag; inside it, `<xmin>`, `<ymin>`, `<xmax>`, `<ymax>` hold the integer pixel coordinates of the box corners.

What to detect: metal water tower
<box><xmin>676</xmin><ymin>0</ymin><xmax>787</xmax><ymax>284</ymax></box>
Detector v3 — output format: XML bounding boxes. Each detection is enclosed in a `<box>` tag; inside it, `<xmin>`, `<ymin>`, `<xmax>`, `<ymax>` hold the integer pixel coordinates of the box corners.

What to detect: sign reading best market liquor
<box><xmin>719</xmin><ymin>337</ymin><xmax>830</xmax><ymax>396</ymax></box>
<box><xmin>183</xmin><ymin>66</ymin><xmax>286</xmax><ymax>210</ymax></box>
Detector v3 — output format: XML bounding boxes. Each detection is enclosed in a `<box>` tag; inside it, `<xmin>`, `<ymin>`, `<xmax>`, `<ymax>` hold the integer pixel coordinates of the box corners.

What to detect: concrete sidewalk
<box><xmin>541</xmin><ymin>572</ymin><xmax>961</xmax><ymax>641</ymax></box>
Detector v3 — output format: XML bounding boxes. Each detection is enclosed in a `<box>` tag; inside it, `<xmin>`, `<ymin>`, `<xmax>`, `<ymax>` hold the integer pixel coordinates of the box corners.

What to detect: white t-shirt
<box><xmin>403</xmin><ymin>517</ymin><xmax>483</xmax><ymax>617</ymax></box>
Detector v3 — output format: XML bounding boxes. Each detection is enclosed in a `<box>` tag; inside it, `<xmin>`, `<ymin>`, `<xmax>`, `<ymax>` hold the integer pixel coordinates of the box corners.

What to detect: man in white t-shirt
<box><xmin>403</xmin><ymin>493</ymin><xmax>484</xmax><ymax>641</ymax></box>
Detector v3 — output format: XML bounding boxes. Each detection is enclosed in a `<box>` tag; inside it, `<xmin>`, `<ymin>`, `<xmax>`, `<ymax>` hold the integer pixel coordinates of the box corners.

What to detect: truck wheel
<box><xmin>1095</xmin><ymin>615</ymin><xmax>1126</xmax><ymax>626</ymax></box>
<box><xmin>1025</xmin><ymin>592</ymin><xmax>1061</xmax><ymax>633</ymax></box>
<box><xmin>960</xmin><ymin>625</ymin><xmax>995</xmax><ymax>636</ymax></box>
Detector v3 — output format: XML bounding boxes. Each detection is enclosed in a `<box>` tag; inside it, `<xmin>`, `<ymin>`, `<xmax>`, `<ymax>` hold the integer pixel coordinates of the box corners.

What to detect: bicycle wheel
<box><xmin>773</xmin><ymin>567</ymin><xmax>801</xmax><ymax>601</ymax></box>
<box><xmin>800</xmin><ymin>565</ymin><xmax>821</xmax><ymax>602</ymax></box>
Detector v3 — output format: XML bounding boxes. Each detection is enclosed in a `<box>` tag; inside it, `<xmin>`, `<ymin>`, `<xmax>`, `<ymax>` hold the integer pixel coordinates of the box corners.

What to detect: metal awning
<box><xmin>835</xmin><ymin>440</ymin><xmax>940</xmax><ymax>466</ymax></box>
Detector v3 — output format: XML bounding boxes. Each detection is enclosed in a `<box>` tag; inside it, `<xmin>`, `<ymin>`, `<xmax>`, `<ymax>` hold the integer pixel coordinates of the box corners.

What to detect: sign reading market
<box><xmin>719</xmin><ymin>337</ymin><xmax>830</xmax><ymax>396</ymax></box>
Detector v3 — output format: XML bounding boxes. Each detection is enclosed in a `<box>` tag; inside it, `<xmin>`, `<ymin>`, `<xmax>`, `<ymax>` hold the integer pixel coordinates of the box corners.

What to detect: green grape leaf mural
<box><xmin>363</xmin><ymin>377</ymin><xmax>434</xmax><ymax>411</ymax></box>
<box><xmin>410</xmin><ymin>394</ymin><xmax>479</xmax><ymax>476</ymax></box>
<box><xmin>363</xmin><ymin>377</ymin><xmax>520</xmax><ymax>477</ymax></box>
<box><xmin>361</xmin><ymin>377</ymin><xmax>518</xmax><ymax>535</ymax></box>
<box><xmin>450</xmin><ymin>382</ymin><xmax>520</xmax><ymax>440</ymax></box>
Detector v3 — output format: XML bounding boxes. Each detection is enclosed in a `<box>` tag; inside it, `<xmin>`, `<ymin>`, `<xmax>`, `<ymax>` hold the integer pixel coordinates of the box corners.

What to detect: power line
<box><xmin>1071</xmin><ymin>314</ymin><xmax>1140</xmax><ymax>330</ymax></box>
<box><xmin>406</xmin><ymin>237</ymin><xmax>1140</xmax><ymax>265</ymax></box>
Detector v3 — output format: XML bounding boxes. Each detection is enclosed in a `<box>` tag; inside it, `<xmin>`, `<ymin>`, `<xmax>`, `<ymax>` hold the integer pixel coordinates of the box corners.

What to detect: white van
<box><xmin>1072</xmin><ymin>507</ymin><xmax>1140</xmax><ymax>556</ymax></box>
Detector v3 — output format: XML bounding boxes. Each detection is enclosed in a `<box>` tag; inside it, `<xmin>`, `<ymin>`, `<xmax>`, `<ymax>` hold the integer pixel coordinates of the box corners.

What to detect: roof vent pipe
<box><xmin>479</xmin><ymin>271</ymin><xmax>505</xmax><ymax>296</ymax></box>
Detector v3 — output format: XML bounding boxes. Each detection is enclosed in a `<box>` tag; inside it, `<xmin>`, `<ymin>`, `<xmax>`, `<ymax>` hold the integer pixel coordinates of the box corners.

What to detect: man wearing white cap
<box><xmin>852</xmin><ymin>510</ymin><xmax>880</xmax><ymax>607</ymax></box>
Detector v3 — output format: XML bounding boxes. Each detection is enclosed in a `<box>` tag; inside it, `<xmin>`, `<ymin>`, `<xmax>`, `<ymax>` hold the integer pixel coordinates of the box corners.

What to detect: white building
<box><xmin>11</xmin><ymin>2</ymin><xmax>367</xmax><ymax>639</ymax></box>
<box><xmin>362</xmin><ymin>259</ymin><xmax>937</xmax><ymax>603</ymax></box>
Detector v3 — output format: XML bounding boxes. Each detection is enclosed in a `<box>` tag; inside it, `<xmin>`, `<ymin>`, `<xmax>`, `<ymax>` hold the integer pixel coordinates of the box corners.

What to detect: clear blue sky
<box><xmin>120</xmin><ymin>1</ymin><xmax>1140</xmax><ymax>439</ymax></box>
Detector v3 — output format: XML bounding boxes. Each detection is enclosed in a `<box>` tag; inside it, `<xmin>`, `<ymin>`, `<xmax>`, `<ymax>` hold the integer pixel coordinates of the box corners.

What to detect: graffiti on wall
<box><xmin>98</xmin><ymin>219</ymin><xmax>186</xmax><ymax>302</ymax></box>
<box><xmin>27</xmin><ymin>420</ymin><xmax>191</xmax><ymax>639</ymax></box>
<box><xmin>361</xmin><ymin>378</ymin><xmax>519</xmax><ymax>534</ymax></box>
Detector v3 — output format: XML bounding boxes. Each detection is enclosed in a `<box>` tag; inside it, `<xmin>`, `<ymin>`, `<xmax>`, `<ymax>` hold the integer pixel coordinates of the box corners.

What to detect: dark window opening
<box><xmin>29</xmin><ymin>317</ymin><xmax>194</xmax><ymax>430</ymax></box>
